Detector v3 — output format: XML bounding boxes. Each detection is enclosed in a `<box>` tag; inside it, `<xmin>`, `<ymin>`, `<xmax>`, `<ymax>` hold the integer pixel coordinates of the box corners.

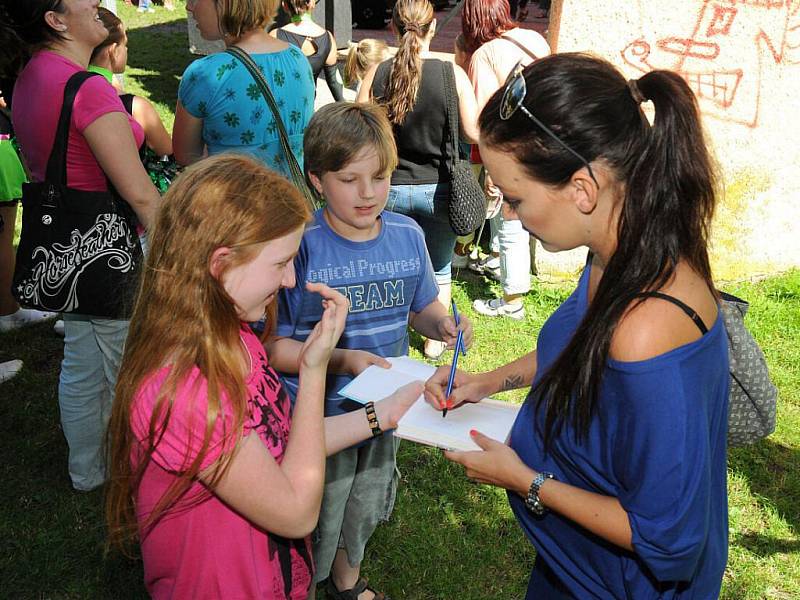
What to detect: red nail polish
<box><xmin>469</xmin><ymin>429</ymin><xmax>477</xmax><ymax>436</ymax></box>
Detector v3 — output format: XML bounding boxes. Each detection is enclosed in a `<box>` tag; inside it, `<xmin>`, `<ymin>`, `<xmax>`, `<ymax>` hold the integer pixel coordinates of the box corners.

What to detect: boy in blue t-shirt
<box><xmin>268</xmin><ymin>102</ymin><xmax>473</xmax><ymax>599</ymax></box>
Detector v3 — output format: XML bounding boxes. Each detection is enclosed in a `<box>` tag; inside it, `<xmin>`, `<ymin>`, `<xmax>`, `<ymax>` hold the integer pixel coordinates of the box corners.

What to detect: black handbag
<box><xmin>441</xmin><ymin>61</ymin><xmax>485</xmax><ymax>236</ymax></box>
<box><xmin>12</xmin><ymin>71</ymin><xmax>143</xmax><ymax>319</ymax></box>
<box><xmin>225</xmin><ymin>46</ymin><xmax>321</xmax><ymax>211</ymax></box>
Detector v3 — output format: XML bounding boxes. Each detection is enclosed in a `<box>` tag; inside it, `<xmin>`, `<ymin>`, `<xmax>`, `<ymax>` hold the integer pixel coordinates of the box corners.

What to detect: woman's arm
<box><xmin>323</xmin><ymin>32</ymin><xmax>345</xmax><ymax>101</ymax></box>
<box><xmin>132</xmin><ymin>96</ymin><xmax>173</xmax><ymax>157</ymax></box>
<box><xmin>446</xmin><ymin>431</ymin><xmax>633</xmax><ymax>550</ymax></box>
<box><xmin>356</xmin><ymin>63</ymin><xmax>380</xmax><ymax>103</ymax></box>
<box><xmin>172</xmin><ymin>99</ymin><xmax>206</xmax><ymax>166</ymax></box>
<box><xmin>453</xmin><ymin>63</ymin><xmax>480</xmax><ymax>143</ymax></box>
<box><xmin>424</xmin><ymin>348</ymin><xmax>538</xmax><ymax>409</ymax></box>
<box><xmin>82</xmin><ymin>112</ymin><xmax>160</xmax><ymax>229</ymax></box>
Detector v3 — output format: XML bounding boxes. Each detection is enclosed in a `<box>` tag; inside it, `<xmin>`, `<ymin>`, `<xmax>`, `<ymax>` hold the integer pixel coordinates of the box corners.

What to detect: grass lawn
<box><xmin>1</xmin><ymin>3</ymin><xmax>798</xmax><ymax>598</ymax></box>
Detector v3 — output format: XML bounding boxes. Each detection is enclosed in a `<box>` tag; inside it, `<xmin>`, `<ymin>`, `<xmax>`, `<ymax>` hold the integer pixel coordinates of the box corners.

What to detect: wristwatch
<box><xmin>525</xmin><ymin>472</ymin><xmax>555</xmax><ymax>516</ymax></box>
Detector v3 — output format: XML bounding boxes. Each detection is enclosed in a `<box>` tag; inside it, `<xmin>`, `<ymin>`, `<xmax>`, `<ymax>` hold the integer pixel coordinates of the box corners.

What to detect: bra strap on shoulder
<box><xmin>634</xmin><ymin>291</ymin><xmax>709</xmax><ymax>335</ymax></box>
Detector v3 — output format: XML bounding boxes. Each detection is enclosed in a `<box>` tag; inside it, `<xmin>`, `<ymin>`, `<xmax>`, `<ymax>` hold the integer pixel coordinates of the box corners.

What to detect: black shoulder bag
<box><xmin>12</xmin><ymin>71</ymin><xmax>143</xmax><ymax>319</ymax></box>
<box><xmin>225</xmin><ymin>46</ymin><xmax>321</xmax><ymax>210</ymax></box>
<box><xmin>441</xmin><ymin>61</ymin><xmax>485</xmax><ymax>236</ymax></box>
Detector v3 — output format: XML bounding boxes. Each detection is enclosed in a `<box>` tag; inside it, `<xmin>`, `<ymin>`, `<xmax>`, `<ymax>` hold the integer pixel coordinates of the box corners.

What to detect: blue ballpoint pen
<box><xmin>443</xmin><ymin>301</ymin><xmax>466</xmax><ymax>418</ymax></box>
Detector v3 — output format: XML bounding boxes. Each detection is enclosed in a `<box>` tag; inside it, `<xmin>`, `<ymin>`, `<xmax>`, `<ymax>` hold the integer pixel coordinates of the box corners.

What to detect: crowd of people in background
<box><xmin>0</xmin><ymin>1</ymin><xmax>731</xmax><ymax>599</ymax></box>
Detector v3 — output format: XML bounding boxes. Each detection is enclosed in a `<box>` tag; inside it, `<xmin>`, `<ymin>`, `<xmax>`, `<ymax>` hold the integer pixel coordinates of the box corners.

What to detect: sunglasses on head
<box><xmin>500</xmin><ymin>61</ymin><xmax>599</xmax><ymax>187</ymax></box>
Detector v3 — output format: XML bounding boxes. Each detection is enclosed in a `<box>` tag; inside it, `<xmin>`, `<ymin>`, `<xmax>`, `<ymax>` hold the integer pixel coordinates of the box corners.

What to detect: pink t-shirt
<box><xmin>12</xmin><ymin>51</ymin><xmax>144</xmax><ymax>191</ymax></box>
<box><xmin>131</xmin><ymin>328</ymin><xmax>313</xmax><ymax>600</ymax></box>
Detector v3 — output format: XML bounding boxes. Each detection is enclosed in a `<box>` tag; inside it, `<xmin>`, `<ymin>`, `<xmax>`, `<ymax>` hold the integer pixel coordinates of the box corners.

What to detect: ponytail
<box><xmin>479</xmin><ymin>53</ymin><xmax>718</xmax><ymax>447</ymax></box>
<box><xmin>343</xmin><ymin>38</ymin><xmax>389</xmax><ymax>87</ymax></box>
<box><xmin>382</xmin><ymin>0</ymin><xmax>434</xmax><ymax>125</ymax></box>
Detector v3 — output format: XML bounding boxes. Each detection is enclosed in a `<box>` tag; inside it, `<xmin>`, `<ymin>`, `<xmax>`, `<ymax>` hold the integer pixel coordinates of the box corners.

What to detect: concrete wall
<box><xmin>538</xmin><ymin>0</ymin><xmax>800</xmax><ymax>281</ymax></box>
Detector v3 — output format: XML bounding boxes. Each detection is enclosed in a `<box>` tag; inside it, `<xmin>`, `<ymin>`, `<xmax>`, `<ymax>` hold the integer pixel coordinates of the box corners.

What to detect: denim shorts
<box><xmin>386</xmin><ymin>182</ymin><xmax>455</xmax><ymax>287</ymax></box>
<box><xmin>311</xmin><ymin>433</ymin><xmax>400</xmax><ymax>582</ymax></box>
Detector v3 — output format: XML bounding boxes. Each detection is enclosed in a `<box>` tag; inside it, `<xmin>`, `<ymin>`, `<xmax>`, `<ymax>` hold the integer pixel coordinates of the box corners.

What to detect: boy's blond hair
<box><xmin>304</xmin><ymin>102</ymin><xmax>398</xmax><ymax>178</ymax></box>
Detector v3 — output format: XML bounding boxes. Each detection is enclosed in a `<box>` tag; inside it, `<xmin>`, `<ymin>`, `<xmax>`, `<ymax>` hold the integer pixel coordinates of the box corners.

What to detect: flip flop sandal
<box><xmin>326</xmin><ymin>577</ymin><xmax>390</xmax><ymax>600</ymax></box>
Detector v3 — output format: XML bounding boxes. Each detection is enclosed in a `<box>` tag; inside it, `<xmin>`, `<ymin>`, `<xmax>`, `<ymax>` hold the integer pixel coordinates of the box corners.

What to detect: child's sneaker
<box><xmin>473</xmin><ymin>297</ymin><xmax>525</xmax><ymax>320</ymax></box>
<box><xmin>0</xmin><ymin>308</ymin><xmax>57</xmax><ymax>332</ymax></box>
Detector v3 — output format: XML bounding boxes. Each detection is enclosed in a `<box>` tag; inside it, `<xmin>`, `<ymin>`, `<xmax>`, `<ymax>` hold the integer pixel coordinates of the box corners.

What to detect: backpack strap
<box><xmin>635</xmin><ymin>291</ymin><xmax>709</xmax><ymax>335</ymax></box>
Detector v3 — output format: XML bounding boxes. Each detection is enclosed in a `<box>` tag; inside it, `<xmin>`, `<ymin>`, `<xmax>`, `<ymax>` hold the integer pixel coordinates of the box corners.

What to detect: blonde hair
<box><xmin>382</xmin><ymin>0</ymin><xmax>434</xmax><ymax>125</ymax></box>
<box><xmin>106</xmin><ymin>154</ymin><xmax>311</xmax><ymax>553</ymax></box>
<box><xmin>304</xmin><ymin>102</ymin><xmax>398</xmax><ymax>179</ymax></box>
<box><xmin>215</xmin><ymin>0</ymin><xmax>280</xmax><ymax>39</ymax></box>
<box><xmin>344</xmin><ymin>38</ymin><xmax>390</xmax><ymax>87</ymax></box>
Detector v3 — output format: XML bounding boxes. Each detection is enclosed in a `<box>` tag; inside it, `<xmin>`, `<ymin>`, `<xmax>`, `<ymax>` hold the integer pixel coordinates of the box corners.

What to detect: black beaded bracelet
<box><xmin>364</xmin><ymin>401</ymin><xmax>383</xmax><ymax>438</ymax></box>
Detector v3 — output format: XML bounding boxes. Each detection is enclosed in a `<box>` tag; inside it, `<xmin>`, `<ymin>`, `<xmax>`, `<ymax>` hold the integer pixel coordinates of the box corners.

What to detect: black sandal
<box><xmin>326</xmin><ymin>577</ymin><xmax>390</xmax><ymax>600</ymax></box>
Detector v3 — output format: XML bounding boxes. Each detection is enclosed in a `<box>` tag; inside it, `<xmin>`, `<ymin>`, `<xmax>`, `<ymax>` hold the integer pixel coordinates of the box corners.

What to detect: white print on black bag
<box><xmin>15</xmin><ymin>213</ymin><xmax>138</xmax><ymax>313</ymax></box>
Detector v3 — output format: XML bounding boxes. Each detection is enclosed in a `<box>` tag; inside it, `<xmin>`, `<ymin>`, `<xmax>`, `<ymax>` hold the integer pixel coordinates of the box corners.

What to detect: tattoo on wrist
<box><xmin>501</xmin><ymin>373</ymin><xmax>525</xmax><ymax>391</ymax></box>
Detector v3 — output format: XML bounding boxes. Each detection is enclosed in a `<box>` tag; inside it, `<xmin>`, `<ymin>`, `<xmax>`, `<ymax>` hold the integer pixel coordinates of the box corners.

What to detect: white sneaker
<box><xmin>0</xmin><ymin>359</ymin><xmax>23</xmax><ymax>383</ymax></box>
<box><xmin>0</xmin><ymin>308</ymin><xmax>57</xmax><ymax>332</ymax></box>
<box><xmin>473</xmin><ymin>297</ymin><xmax>526</xmax><ymax>320</ymax></box>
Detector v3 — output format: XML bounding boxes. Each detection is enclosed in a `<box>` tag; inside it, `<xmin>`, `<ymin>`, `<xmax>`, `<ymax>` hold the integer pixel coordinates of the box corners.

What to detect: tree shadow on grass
<box><xmin>728</xmin><ymin>438</ymin><xmax>800</xmax><ymax>556</ymax></box>
<box><xmin>125</xmin><ymin>17</ymin><xmax>197</xmax><ymax>112</ymax></box>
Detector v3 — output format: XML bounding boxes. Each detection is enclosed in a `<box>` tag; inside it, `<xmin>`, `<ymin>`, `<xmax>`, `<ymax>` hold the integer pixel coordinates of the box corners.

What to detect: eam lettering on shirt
<box><xmin>333</xmin><ymin>280</ymin><xmax>405</xmax><ymax>313</ymax></box>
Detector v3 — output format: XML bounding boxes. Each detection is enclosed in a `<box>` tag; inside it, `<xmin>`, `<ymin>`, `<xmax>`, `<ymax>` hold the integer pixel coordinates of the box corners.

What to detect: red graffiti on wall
<box><xmin>621</xmin><ymin>0</ymin><xmax>800</xmax><ymax>127</ymax></box>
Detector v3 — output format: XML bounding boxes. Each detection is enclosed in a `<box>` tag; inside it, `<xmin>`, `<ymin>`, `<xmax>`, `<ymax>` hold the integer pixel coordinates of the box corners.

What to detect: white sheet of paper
<box><xmin>339</xmin><ymin>356</ymin><xmax>521</xmax><ymax>451</ymax></box>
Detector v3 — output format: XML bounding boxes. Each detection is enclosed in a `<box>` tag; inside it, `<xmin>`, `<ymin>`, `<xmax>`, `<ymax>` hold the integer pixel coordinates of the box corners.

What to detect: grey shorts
<box><xmin>312</xmin><ymin>433</ymin><xmax>400</xmax><ymax>583</ymax></box>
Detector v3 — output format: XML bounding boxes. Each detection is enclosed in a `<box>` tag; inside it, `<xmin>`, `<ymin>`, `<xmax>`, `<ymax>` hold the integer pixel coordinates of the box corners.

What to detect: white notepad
<box><xmin>339</xmin><ymin>356</ymin><xmax>521</xmax><ymax>451</ymax></box>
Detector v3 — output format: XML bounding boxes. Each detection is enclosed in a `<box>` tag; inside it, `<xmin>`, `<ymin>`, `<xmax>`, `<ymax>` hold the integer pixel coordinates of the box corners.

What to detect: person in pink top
<box><xmin>0</xmin><ymin>0</ymin><xmax>161</xmax><ymax>492</ymax></box>
<box><xmin>457</xmin><ymin>0</ymin><xmax>550</xmax><ymax>322</ymax></box>
<box><xmin>106</xmin><ymin>154</ymin><xmax>421</xmax><ymax>599</ymax></box>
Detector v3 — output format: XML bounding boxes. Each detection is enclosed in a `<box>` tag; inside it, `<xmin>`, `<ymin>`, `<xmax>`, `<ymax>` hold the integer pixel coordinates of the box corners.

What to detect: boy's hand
<box><xmin>436</xmin><ymin>314</ymin><xmax>473</xmax><ymax>350</ymax></box>
<box><xmin>344</xmin><ymin>350</ymin><xmax>391</xmax><ymax>376</ymax></box>
<box><xmin>298</xmin><ymin>282</ymin><xmax>349</xmax><ymax>371</ymax></box>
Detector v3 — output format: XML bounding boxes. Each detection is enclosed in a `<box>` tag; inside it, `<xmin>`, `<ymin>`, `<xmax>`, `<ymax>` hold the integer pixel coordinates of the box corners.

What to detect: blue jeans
<box><xmin>490</xmin><ymin>210</ymin><xmax>532</xmax><ymax>296</ymax></box>
<box><xmin>59</xmin><ymin>314</ymin><xmax>129</xmax><ymax>490</ymax></box>
<box><xmin>386</xmin><ymin>182</ymin><xmax>454</xmax><ymax>287</ymax></box>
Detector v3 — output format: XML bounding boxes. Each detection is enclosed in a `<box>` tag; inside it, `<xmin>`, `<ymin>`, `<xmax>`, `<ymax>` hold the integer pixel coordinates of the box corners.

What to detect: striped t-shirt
<box><xmin>276</xmin><ymin>208</ymin><xmax>439</xmax><ymax>416</ymax></box>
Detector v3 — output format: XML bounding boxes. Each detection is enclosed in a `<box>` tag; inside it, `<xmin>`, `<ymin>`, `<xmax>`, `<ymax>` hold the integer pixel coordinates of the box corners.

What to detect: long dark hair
<box><xmin>0</xmin><ymin>0</ymin><xmax>67</xmax><ymax>79</ymax></box>
<box><xmin>479</xmin><ymin>53</ymin><xmax>718</xmax><ymax>447</ymax></box>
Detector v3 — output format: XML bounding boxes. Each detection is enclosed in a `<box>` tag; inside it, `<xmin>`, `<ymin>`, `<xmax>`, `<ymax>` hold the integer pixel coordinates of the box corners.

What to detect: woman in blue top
<box><xmin>425</xmin><ymin>53</ymin><xmax>729</xmax><ymax>599</ymax></box>
<box><xmin>173</xmin><ymin>0</ymin><xmax>315</xmax><ymax>179</ymax></box>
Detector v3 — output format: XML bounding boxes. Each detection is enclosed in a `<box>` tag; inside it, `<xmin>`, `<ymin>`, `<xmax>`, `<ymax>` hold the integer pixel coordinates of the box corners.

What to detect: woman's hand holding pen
<box><xmin>423</xmin><ymin>367</ymin><xmax>494</xmax><ymax>411</ymax></box>
<box><xmin>298</xmin><ymin>282</ymin><xmax>349</xmax><ymax>372</ymax></box>
<box><xmin>436</xmin><ymin>313</ymin><xmax>473</xmax><ymax>350</ymax></box>
<box><xmin>444</xmin><ymin>430</ymin><xmax>535</xmax><ymax>496</ymax></box>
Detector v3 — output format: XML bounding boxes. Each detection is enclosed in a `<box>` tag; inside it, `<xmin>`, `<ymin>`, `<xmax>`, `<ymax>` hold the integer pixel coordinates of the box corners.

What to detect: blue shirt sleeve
<box><xmin>612</xmin><ymin>363</ymin><xmax>715</xmax><ymax>582</ymax></box>
<box><xmin>178</xmin><ymin>57</ymin><xmax>216</xmax><ymax>118</ymax></box>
